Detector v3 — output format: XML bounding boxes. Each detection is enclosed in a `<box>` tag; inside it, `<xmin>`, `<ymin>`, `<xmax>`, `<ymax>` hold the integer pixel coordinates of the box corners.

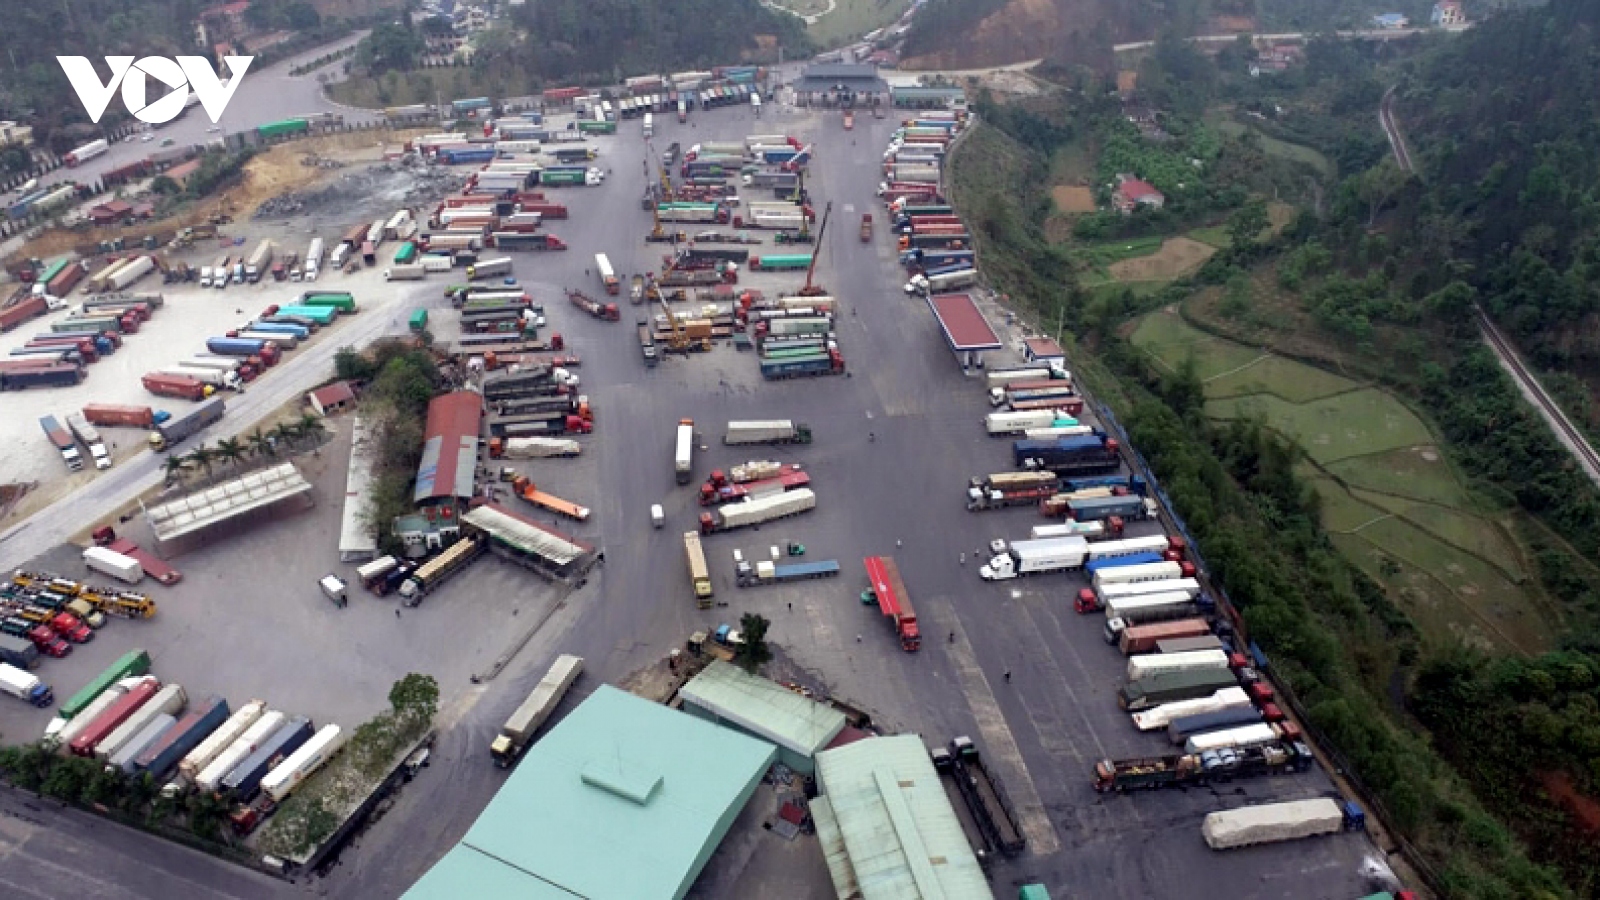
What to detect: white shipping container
<box><xmin>1102</xmin><ymin>590</ymin><xmax>1201</xmax><ymax>622</ymax></box>
<box><xmin>500</xmin><ymin>437</ymin><xmax>581</xmax><ymax>458</ymax></box>
<box><xmin>1087</xmin><ymin>536</ymin><xmax>1174</xmax><ymax>561</ymax></box>
<box><xmin>1093</xmin><ymin>561</ymin><xmax>1184</xmax><ymax>589</ymax></box>
<box><xmin>985</xmin><ymin>409</ymin><xmax>1072</xmax><ymax>435</ymax></box>
<box><xmin>96</xmin><ymin>683</ymin><xmax>187</xmax><ymax>762</ymax></box>
<box><xmin>1131</xmin><ymin>687</ymin><xmax>1253</xmax><ymax>731</ymax></box>
<box><xmin>1031</xmin><ymin>520</ymin><xmax>1106</xmax><ymax>540</ymax></box>
<box><xmin>1126</xmin><ymin>649</ymin><xmax>1231</xmax><ymax>682</ymax></box>
<box><xmin>179</xmin><ymin>700</ymin><xmax>265</xmax><ymax>780</ymax></box>
<box><xmin>83</xmin><ymin>546</ymin><xmax>144</xmax><ymax>585</ymax></box>
<box><xmin>260</xmin><ymin>724</ymin><xmax>348</xmax><ymax>803</ymax></box>
<box><xmin>106</xmin><ymin>713</ymin><xmax>176</xmax><ymax>773</ymax></box>
<box><xmin>54</xmin><ymin>678</ymin><xmax>142</xmax><ymax>748</ymax></box>
<box><xmin>716</xmin><ymin>488</ymin><xmax>816</xmax><ymax>529</ymax></box>
<box><xmin>1183</xmin><ymin>723</ymin><xmax>1280</xmax><ymax>755</ymax></box>
<box><xmin>195</xmin><ymin>710</ymin><xmax>285</xmax><ymax>792</ymax></box>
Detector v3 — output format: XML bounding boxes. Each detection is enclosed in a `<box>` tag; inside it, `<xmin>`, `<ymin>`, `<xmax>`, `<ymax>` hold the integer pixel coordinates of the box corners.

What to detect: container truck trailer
<box><xmin>947</xmin><ymin>736</ymin><xmax>1025</xmax><ymax>855</ymax></box>
<box><xmin>0</xmin><ymin>662</ymin><xmax>53</xmax><ymax>707</ymax></box>
<box><xmin>1120</xmin><ymin>669</ymin><xmax>1241</xmax><ymax>712</ymax></box>
<box><xmin>863</xmin><ymin>556</ymin><xmax>920</xmax><ymax>651</ymax></box>
<box><xmin>259</xmin><ymin>723</ymin><xmax>347</xmax><ymax>803</ymax></box>
<box><xmin>723</xmin><ymin>420</ymin><xmax>813</xmax><ymax>444</ymax></box>
<box><xmin>698</xmin><ymin>488</ymin><xmax>816</xmax><ymax>534</ymax></box>
<box><xmin>136</xmin><ymin>695</ymin><xmax>228</xmax><ymax>778</ymax></box>
<box><xmin>979</xmin><ymin>537</ymin><xmax>1090</xmax><ymax>580</ymax></box>
<box><xmin>1201</xmin><ymin>799</ymin><xmax>1362</xmax><ymax>850</ymax></box>
<box><xmin>490</xmin><ymin>655</ymin><xmax>583</xmax><ymax>766</ymax></box>
<box><xmin>1131</xmin><ymin>687</ymin><xmax>1253</xmax><ymax>732</ymax></box>
<box><xmin>58</xmin><ymin>649</ymin><xmax>150</xmax><ymax>719</ymax></box>
<box><xmin>150</xmin><ymin>397</ymin><xmax>225</xmax><ymax>450</ymax></box>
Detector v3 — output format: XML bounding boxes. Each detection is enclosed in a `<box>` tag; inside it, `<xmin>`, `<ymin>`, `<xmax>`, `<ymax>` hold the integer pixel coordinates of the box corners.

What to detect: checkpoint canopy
<box><xmin>926</xmin><ymin>292</ymin><xmax>1001</xmax><ymax>368</ymax></box>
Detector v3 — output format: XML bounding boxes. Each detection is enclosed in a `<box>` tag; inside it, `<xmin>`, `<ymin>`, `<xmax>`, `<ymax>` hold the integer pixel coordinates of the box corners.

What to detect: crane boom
<box><xmin>799</xmin><ymin>201</ymin><xmax>833</xmax><ymax>296</ymax></box>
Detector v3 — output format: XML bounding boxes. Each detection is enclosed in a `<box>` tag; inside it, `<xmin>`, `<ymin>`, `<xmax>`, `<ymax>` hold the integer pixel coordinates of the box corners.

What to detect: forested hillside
<box><xmin>0</xmin><ymin>0</ymin><xmax>199</xmax><ymax>149</ymax></box>
<box><xmin>1393</xmin><ymin>1</ymin><xmax>1600</xmax><ymax>379</ymax></box>
<box><xmin>505</xmin><ymin>0</ymin><xmax>810</xmax><ymax>82</ymax></box>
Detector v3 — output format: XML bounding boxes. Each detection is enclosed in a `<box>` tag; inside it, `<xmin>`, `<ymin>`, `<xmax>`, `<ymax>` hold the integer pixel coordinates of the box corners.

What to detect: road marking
<box><xmin>936</xmin><ymin>596</ymin><xmax>1061</xmax><ymax>854</ymax></box>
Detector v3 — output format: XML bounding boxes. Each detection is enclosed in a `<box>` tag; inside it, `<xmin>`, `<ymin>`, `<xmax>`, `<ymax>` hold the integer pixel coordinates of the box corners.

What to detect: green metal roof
<box><xmin>404</xmin><ymin>685</ymin><xmax>777</xmax><ymax>900</ymax></box>
<box><xmin>679</xmin><ymin>660</ymin><xmax>847</xmax><ymax>757</ymax></box>
<box><xmin>814</xmin><ymin>735</ymin><xmax>993</xmax><ymax>900</ymax></box>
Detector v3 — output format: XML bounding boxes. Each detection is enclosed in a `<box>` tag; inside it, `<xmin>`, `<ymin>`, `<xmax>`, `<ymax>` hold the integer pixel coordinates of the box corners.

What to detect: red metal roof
<box><xmin>1024</xmin><ymin>336</ymin><xmax>1064</xmax><ymax>360</ymax></box>
<box><xmin>309</xmin><ymin>380</ymin><xmax>355</xmax><ymax>409</ymax></box>
<box><xmin>1117</xmin><ymin>179</ymin><xmax>1163</xmax><ymax>202</ymax></box>
<box><xmin>414</xmin><ymin>391</ymin><xmax>483</xmax><ymax>503</ymax></box>
<box><xmin>926</xmin><ymin>293</ymin><xmax>1001</xmax><ymax>352</ymax></box>
<box><xmin>864</xmin><ymin>556</ymin><xmax>904</xmax><ymax>619</ymax></box>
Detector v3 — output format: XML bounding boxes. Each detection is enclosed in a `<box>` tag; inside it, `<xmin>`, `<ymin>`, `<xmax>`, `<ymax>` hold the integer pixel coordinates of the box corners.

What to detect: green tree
<box><xmin>735</xmin><ymin>613</ymin><xmax>772</xmax><ymax>673</ymax></box>
<box><xmin>297</xmin><ymin>413</ymin><xmax>328</xmax><ymax>445</ymax></box>
<box><xmin>186</xmin><ymin>443</ymin><xmax>215</xmax><ymax>478</ymax></box>
<box><xmin>246</xmin><ymin>426</ymin><xmax>273</xmax><ymax>459</ymax></box>
<box><xmin>162</xmin><ymin>454</ymin><xmax>188</xmax><ymax>484</ymax></box>
<box><xmin>214</xmin><ymin>437</ymin><xmax>245</xmax><ymax>470</ymax></box>
<box><xmin>1353</xmin><ymin>160</ymin><xmax>1410</xmax><ymax>228</ymax></box>
<box><xmin>334</xmin><ymin>346</ymin><xmax>377</xmax><ymax>382</ymax></box>
<box><xmin>1226</xmin><ymin>200</ymin><xmax>1270</xmax><ymax>253</ymax></box>
<box><xmin>389</xmin><ymin>673</ymin><xmax>440</xmax><ymax>729</ymax></box>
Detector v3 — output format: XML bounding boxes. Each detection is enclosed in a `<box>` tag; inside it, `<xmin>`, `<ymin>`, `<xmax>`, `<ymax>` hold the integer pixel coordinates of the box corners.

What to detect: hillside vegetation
<box><xmin>949</xmin><ymin>3</ymin><xmax>1600</xmax><ymax>894</ymax></box>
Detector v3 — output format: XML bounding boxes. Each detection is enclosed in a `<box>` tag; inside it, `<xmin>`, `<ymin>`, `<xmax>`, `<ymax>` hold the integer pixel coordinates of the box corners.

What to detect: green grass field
<box><xmin>801</xmin><ymin>0</ymin><xmax>911</xmax><ymax>46</ymax></box>
<box><xmin>1213</xmin><ymin>118</ymin><xmax>1336</xmax><ymax>179</ymax></box>
<box><xmin>1132</xmin><ymin>311</ymin><xmax>1554</xmax><ymax>654</ymax></box>
<box><xmin>1187</xmin><ymin>224</ymin><xmax>1232</xmax><ymax>249</ymax></box>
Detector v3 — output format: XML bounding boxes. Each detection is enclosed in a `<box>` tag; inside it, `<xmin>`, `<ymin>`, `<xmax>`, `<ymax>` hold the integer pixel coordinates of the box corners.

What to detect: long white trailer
<box><xmin>1202</xmin><ymin>799</ymin><xmax>1347</xmax><ymax>850</ymax></box>
<box><xmin>260</xmin><ymin>724</ymin><xmax>347</xmax><ymax>802</ymax></box>
<box><xmin>1126</xmin><ymin>649</ymin><xmax>1232</xmax><ymax>682</ymax></box>
<box><xmin>1131</xmin><ymin>687</ymin><xmax>1252</xmax><ymax>731</ymax></box>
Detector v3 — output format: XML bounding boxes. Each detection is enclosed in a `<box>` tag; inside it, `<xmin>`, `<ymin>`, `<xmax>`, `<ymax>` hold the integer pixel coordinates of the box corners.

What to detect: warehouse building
<box><xmin>678</xmin><ymin>660</ymin><xmax>846</xmax><ymax>775</ymax></box>
<box><xmin>794</xmin><ymin>64</ymin><xmax>890</xmax><ymax>107</ymax></box>
<box><xmin>404</xmin><ymin>685</ymin><xmax>777</xmax><ymax>900</ymax></box>
<box><xmin>811</xmin><ymin>734</ymin><xmax>992</xmax><ymax>900</ymax></box>
<box><xmin>413</xmin><ymin>390</ymin><xmax>482</xmax><ymax>506</ymax></box>
<box><xmin>891</xmin><ymin>85</ymin><xmax>967</xmax><ymax>109</ymax></box>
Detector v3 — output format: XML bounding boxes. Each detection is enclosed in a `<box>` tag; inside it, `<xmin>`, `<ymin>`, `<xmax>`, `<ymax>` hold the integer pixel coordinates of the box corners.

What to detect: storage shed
<box><xmin>678</xmin><ymin>660</ymin><xmax>846</xmax><ymax>775</ymax></box>
<box><xmin>811</xmin><ymin>734</ymin><xmax>992</xmax><ymax>900</ymax></box>
<box><xmin>404</xmin><ymin>685</ymin><xmax>776</xmax><ymax>900</ymax></box>
<box><xmin>413</xmin><ymin>390</ymin><xmax>482</xmax><ymax>506</ymax></box>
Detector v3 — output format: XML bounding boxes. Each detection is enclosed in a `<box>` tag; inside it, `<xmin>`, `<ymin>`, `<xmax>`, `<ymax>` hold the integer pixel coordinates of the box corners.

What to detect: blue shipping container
<box><xmin>207</xmin><ymin>337</ymin><xmax>266</xmax><ymax>356</ymax></box>
<box><xmin>136</xmin><ymin>695</ymin><xmax>229</xmax><ymax>778</ymax></box>
<box><xmin>223</xmin><ymin>716</ymin><xmax>314</xmax><ymax>800</ymax></box>
<box><xmin>1084</xmin><ymin>552</ymin><xmax>1165</xmax><ymax>574</ymax></box>
<box><xmin>247</xmin><ymin>321</ymin><xmax>309</xmax><ymax>339</ymax></box>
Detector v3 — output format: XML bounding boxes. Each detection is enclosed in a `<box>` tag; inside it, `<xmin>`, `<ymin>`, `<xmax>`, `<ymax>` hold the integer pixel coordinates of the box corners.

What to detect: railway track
<box><xmin>1475</xmin><ymin>306</ymin><xmax>1600</xmax><ymax>483</ymax></box>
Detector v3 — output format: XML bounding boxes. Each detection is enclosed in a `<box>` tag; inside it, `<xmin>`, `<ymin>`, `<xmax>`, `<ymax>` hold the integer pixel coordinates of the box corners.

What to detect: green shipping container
<box><xmin>38</xmin><ymin>259</ymin><xmax>69</xmax><ymax>284</ymax></box>
<box><xmin>257</xmin><ymin>119</ymin><xmax>310</xmax><ymax>138</ymax></box>
<box><xmin>394</xmin><ymin>242</ymin><xmax>417</xmax><ymax>265</ymax></box>
<box><xmin>409</xmin><ymin>309</ymin><xmax>428</xmax><ymax>332</ymax></box>
<box><xmin>61</xmin><ymin>649</ymin><xmax>151</xmax><ymax>719</ymax></box>
<box><xmin>755</xmin><ymin>255</ymin><xmax>813</xmax><ymax>270</ymax></box>
<box><xmin>540</xmin><ymin>170</ymin><xmax>585</xmax><ymax>185</ymax></box>
<box><xmin>299</xmin><ymin>294</ymin><xmax>357</xmax><ymax>313</ymax></box>
<box><xmin>274</xmin><ymin>305</ymin><xmax>340</xmax><ymax>324</ymax></box>
<box><xmin>577</xmin><ymin>120</ymin><xmax>616</xmax><ymax>134</ymax></box>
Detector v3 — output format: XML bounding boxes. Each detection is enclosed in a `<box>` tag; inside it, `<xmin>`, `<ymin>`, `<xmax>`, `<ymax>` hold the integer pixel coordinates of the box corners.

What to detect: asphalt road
<box><xmin>313</xmin><ymin>101</ymin><xmax>1391</xmax><ymax>899</ymax></box>
<box><xmin>0</xmin><ymin>786</ymin><xmax>291</xmax><ymax>900</ymax></box>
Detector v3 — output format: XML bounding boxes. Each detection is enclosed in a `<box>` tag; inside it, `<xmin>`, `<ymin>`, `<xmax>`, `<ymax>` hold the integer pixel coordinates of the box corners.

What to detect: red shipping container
<box><xmin>48</xmin><ymin>264</ymin><xmax>84</xmax><ymax>297</ymax></box>
<box><xmin>0</xmin><ymin>295</ymin><xmax>48</xmax><ymax>331</ymax></box>
<box><xmin>83</xmin><ymin>404</ymin><xmax>156</xmax><ymax>428</ymax></box>
<box><xmin>143</xmin><ymin>373</ymin><xmax>207</xmax><ymax>401</ymax></box>
<box><xmin>69</xmin><ymin>678</ymin><xmax>161</xmax><ymax>757</ymax></box>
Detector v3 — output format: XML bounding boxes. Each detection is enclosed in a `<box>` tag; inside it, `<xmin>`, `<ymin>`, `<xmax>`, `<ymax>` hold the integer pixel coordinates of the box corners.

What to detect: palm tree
<box><xmin>186</xmin><ymin>444</ymin><xmax>215</xmax><ymax>479</ymax></box>
<box><xmin>162</xmin><ymin>455</ymin><xmax>188</xmax><ymax>485</ymax></box>
<box><xmin>298</xmin><ymin>413</ymin><xmax>328</xmax><ymax>447</ymax></box>
<box><xmin>273</xmin><ymin>422</ymin><xmax>297</xmax><ymax>449</ymax></box>
<box><xmin>246</xmin><ymin>427</ymin><xmax>272</xmax><ymax>459</ymax></box>
<box><xmin>215</xmin><ymin>437</ymin><xmax>245</xmax><ymax>471</ymax></box>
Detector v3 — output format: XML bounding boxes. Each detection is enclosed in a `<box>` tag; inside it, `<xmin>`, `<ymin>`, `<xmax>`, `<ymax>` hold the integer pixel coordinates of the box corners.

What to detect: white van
<box><xmin>643</xmin><ymin>112</ymin><xmax>654</xmax><ymax>138</ymax></box>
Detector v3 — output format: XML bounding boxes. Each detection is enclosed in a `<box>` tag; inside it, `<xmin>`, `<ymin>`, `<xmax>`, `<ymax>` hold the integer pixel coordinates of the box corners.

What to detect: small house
<box><xmin>1113</xmin><ymin>176</ymin><xmax>1165</xmax><ymax>214</ymax></box>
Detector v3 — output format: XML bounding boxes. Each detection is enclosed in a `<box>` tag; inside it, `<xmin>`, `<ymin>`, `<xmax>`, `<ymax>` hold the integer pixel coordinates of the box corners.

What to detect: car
<box><xmin>402</xmin><ymin>745</ymin><xmax>431</xmax><ymax>781</ymax></box>
<box><xmin>141</xmin><ymin>133</ymin><xmax>154</xmax><ymax>142</ymax></box>
<box><xmin>160</xmin><ymin>138</ymin><xmax>175</xmax><ymax>146</ymax></box>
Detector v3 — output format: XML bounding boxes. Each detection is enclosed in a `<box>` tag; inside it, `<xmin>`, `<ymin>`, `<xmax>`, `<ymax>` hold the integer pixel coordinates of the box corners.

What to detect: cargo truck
<box><xmin>1120</xmin><ymin>669</ymin><xmax>1241</xmax><ymax>711</ymax></box>
<box><xmin>223</xmin><ymin>715</ymin><xmax>313</xmax><ymax>800</ymax></box>
<box><xmin>58</xmin><ymin>649</ymin><xmax>150</xmax><ymax>720</ymax></box>
<box><xmin>699</xmin><ymin>469</ymin><xmax>810</xmax><ymax>506</ymax></box>
<box><xmin>1118</xmin><ymin>618</ymin><xmax>1213</xmax><ymax>654</ymax></box>
<box><xmin>965</xmin><ymin>471</ymin><xmax>1060</xmax><ymax>511</ymax></box>
<box><xmin>699</xmin><ymin>488</ymin><xmax>816</xmax><ymax>534</ymax></box>
<box><xmin>568</xmin><ymin>289</ymin><xmax>620</xmax><ymax>321</ymax></box>
<box><xmin>930</xmin><ymin>743</ymin><xmax>996</xmax><ymax>864</ymax></box>
<box><xmin>1126</xmin><ymin>649</ymin><xmax>1232</xmax><ymax>682</ymax></box>
<box><xmin>491</xmin><ymin>437</ymin><xmax>581</xmax><ymax>459</ymax></box>
<box><xmin>509</xmin><ymin>477</ymin><xmax>590</xmax><ymax>521</ymax></box>
<box><xmin>1131</xmin><ymin>686</ymin><xmax>1254</xmax><ymax>731</ymax></box>
<box><xmin>39</xmin><ymin>415</ymin><xmax>84</xmax><ymax>471</ymax></box>
<box><xmin>947</xmin><ymin>736</ymin><xmax>1025</xmax><ymax>855</ymax></box>
<box><xmin>196</xmin><ymin>710</ymin><xmax>286</xmax><ymax>793</ymax></box>
<box><xmin>102</xmin><ymin>538</ymin><xmax>182</xmax><ymax>585</ymax></box>
<box><xmin>83</xmin><ymin>547</ymin><xmax>144</xmax><ymax>584</ymax></box>
<box><xmin>0</xmin><ymin>662</ymin><xmax>53</xmax><ymax>706</ymax></box>
<box><xmin>136</xmin><ymin>695</ymin><xmax>229</xmax><ymax>778</ymax></box>
<box><xmin>70</xmin><ymin>676</ymin><xmax>161</xmax><ymax>757</ymax></box>
<box><xmin>491</xmin><ymin>654</ymin><xmax>584</xmax><ymax>766</ymax></box>
<box><xmin>1202</xmin><ymin>799</ymin><xmax>1363</xmax><ymax>850</ymax></box>
<box><xmin>175</xmin><ymin>701</ymin><xmax>263</xmax><ymax>789</ymax></box>
<box><xmin>96</xmin><ymin>683</ymin><xmax>186</xmax><ymax>762</ymax></box>
<box><xmin>684</xmin><ymin>532</ymin><xmax>713</xmax><ymax>604</ymax></box>
<box><xmin>54</xmin><ymin>681</ymin><xmax>132</xmax><ymax>748</ymax></box>
<box><xmin>385</xmin><ymin>264</ymin><xmax>426</xmax><ymax>281</ymax></box>
<box><xmin>980</xmin><ymin>537</ymin><xmax>1090</xmax><ymax>580</ymax></box>
<box><xmin>259</xmin><ymin>723</ymin><xmax>347</xmax><ymax>804</ymax></box>
<box><xmin>398</xmin><ymin>537</ymin><xmax>486</xmax><ymax>606</ymax></box>
<box><xmin>1013</xmin><ymin>435</ymin><xmax>1120</xmax><ymax>475</ymax></box>
<box><xmin>674</xmin><ymin>418</ymin><xmax>696</xmax><ymax>484</ymax></box>
<box><xmin>1093</xmin><ymin>742</ymin><xmax>1312</xmax><ymax>793</ymax></box>
<box><xmin>595</xmin><ymin>253</ymin><xmax>619</xmax><ymax>294</ymax></box>
<box><xmin>1168</xmin><ymin>707</ymin><xmax>1265</xmax><ymax>745</ymax></box>
<box><xmin>1093</xmin><ymin>586</ymin><xmax>1203</xmax><ymax>629</ymax></box>
<box><xmin>468</xmin><ymin>257</ymin><xmax>514</xmax><ymax>280</ymax></box>
<box><xmin>984</xmin><ymin>410</ymin><xmax>1078</xmax><ymax>435</ymax></box>
<box><xmin>106</xmin><ymin>714</ymin><xmax>175</xmax><ymax>773</ymax></box>
<box><xmin>744</xmin><ymin>559</ymin><xmax>840</xmax><ymax>587</ymax></box>
<box><xmin>244</xmin><ymin>241</ymin><xmax>273</xmax><ymax>282</ymax></box>
<box><xmin>0</xmin><ymin>635</ymin><xmax>39</xmax><ymax>671</ymax></box>
<box><xmin>1094</xmin><ymin>560</ymin><xmax>1193</xmax><ymax>590</ymax></box>
<box><xmin>150</xmin><ymin>397</ymin><xmax>224</xmax><ymax>451</ymax></box>
<box><xmin>863</xmin><ymin>556</ymin><xmax>920</xmax><ymax>651</ymax></box>
<box><xmin>82</xmin><ymin>404</ymin><xmax>156</xmax><ymax>429</ymax></box>
<box><xmin>723</xmin><ymin>420</ymin><xmax>813</xmax><ymax>445</ymax></box>
<box><xmin>638</xmin><ymin>320</ymin><xmax>658</xmax><ymax>367</ymax></box>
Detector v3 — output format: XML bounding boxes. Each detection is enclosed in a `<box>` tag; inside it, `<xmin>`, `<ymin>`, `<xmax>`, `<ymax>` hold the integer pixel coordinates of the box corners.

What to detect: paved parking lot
<box><xmin>0</xmin><ymin>97</ymin><xmax>1390</xmax><ymax>899</ymax></box>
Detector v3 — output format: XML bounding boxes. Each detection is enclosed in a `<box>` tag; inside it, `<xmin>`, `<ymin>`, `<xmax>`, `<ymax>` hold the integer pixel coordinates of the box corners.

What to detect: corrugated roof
<box><xmin>145</xmin><ymin>463</ymin><xmax>312</xmax><ymax>542</ymax></box>
<box><xmin>404</xmin><ymin>685</ymin><xmax>777</xmax><ymax>900</ymax></box>
<box><xmin>814</xmin><ymin>735</ymin><xmax>992</xmax><ymax>900</ymax></box>
<box><xmin>338</xmin><ymin>416</ymin><xmax>378</xmax><ymax>561</ymax></box>
<box><xmin>461</xmin><ymin>502</ymin><xmax>590</xmax><ymax>565</ymax></box>
<box><xmin>812</xmin><ymin>795</ymin><xmax>863</xmax><ymax>899</ymax></box>
<box><xmin>679</xmin><ymin>661</ymin><xmax>847</xmax><ymax>757</ymax></box>
<box><xmin>803</xmin><ymin>64</ymin><xmax>881</xmax><ymax>81</ymax></box>
<box><xmin>414</xmin><ymin>391</ymin><xmax>482</xmax><ymax>503</ymax></box>
<box><xmin>927</xmin><ymin>294</ymin><xmax>1002</xmax><ymax>352</ymax></box>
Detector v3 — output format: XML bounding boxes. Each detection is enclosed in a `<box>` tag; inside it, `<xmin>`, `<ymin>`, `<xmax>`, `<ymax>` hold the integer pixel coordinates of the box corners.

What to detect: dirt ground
<box><xmin>1107</xmin><ymin>235</ymin><xmax>1216</xmax><ymax>281</ymax></box>
<box><xmin>1051</xmin><ymin>185</ymin><xmax>1096</xmax><ymax>213</ymax></box>
<box><xmin>11</xmin><ymin>129</ymin><xmax>428</xmax><ymax>262</ymax></box>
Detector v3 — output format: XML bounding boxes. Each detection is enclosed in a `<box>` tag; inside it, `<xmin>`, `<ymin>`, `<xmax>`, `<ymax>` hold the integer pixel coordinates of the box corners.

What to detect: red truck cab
<box><xmin>1075</xmin><ymin>588</ymin><xmax>1101</xmax><ymax>614</ymax></box>
<box><xmin>50</xmin><ymin>612</ymin><xmax>93</xmax><ymax>643</ymax></box>
<box><xmin>27</xmin><ymin>626</ymin><xmax>72</xmax><ymax>657</ymax></box>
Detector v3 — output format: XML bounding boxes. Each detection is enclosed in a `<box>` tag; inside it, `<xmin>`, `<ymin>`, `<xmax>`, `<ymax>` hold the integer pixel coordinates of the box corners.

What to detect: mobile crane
<box><xmin>797</xmin><ymin>201</ymin><xmax>832</xmax><ymax>297</ymax></box>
